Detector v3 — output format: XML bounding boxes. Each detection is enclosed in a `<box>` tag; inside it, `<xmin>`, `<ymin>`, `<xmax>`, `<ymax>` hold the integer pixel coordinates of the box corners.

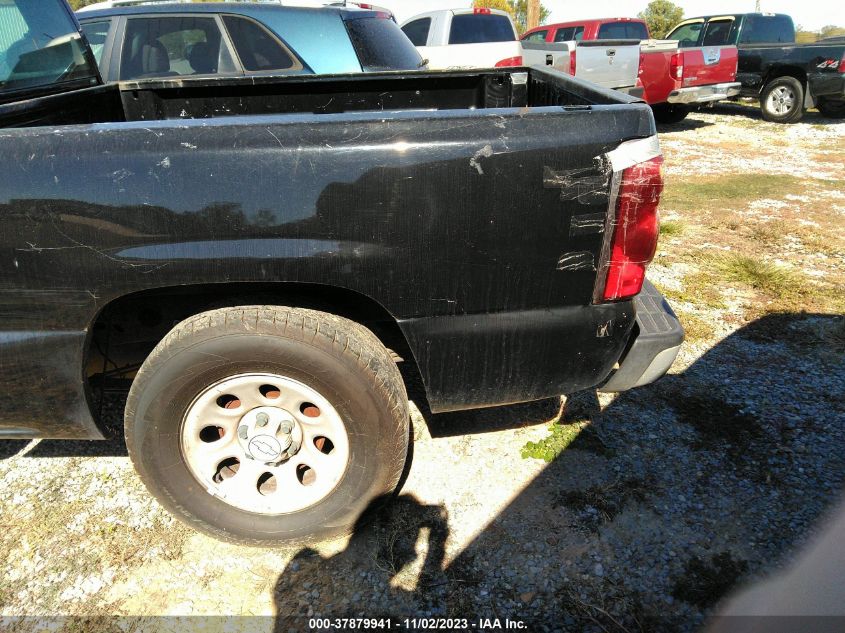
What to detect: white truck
<box><xmin>521</xmin><ymin>39</ymin><xmax>643</xmax><ymax>95</ymax></box>
<box><xmin>401</xmin><ymin>7</ymin><xmax>523</xmax><ymax>70</ymax></box>
<box><xmin>401</xmin><ymin>7</ymin><xmax>642</xmax><ymax>96</ymax></box>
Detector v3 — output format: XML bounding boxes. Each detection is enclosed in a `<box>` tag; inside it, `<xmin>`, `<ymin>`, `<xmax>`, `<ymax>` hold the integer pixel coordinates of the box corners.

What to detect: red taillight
<box><xmin>669</xmin><ymin>53</ymin><xmax>683</xmax><ymax>80</ymax></box>
<box><xmin>638</xmin><ymin>53</ymin><xmax>644</xmax><ymax>76</ymax></box>
<box><xmin>495</xmin><ymin>55</ymin><xmax>523</xmax><ymax>67</ymax></box>
<box><xmin>600</xmin><ymin>156</ymin><xmax>664</xmax><ymax>302</ymax></box>
<box><xmin>474</xmin><ymin>7</ymin><xmax>492</xmax><ymax>14</ymax></box>
<box><xmin>569</xmin><ymin>48</ymin><xmax>577</xmax><ymax>75</ymax></box>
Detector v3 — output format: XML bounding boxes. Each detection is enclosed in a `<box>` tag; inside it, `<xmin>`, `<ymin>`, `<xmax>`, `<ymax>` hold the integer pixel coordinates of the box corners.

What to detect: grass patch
<box><xmin>672</xmin><ymin>552</ymin><xmax>749</xmax><ymax>608</ymax></box>
<box><xmin>659</xmin><ymin>271</ymin><xmax>726</xmax><ymax>310</ymax></box>
<box><xmin>676</xmin><ymin>311</ymin><xmax>716</xmax><ymax>342</ymax></box>
<box><xmin>662</xmin><ymin>174</ymin><xmax>803</xmax><ymax>213</ymax></box>
<box><xmin>796</xmin><ymin>227</ymin><xmax>845</xmax><ymax>257</ymax></box>
<box><xmin>749</xmin><ymin>220</ymin><xmax>787</xmax><ymax>245</ymax></box>
<box><xmin>716</xmin><ymin>254</ymin><xmax>797</xmax><ymax>296</ymax></box>
<box><xmin>660</xmin><ymin>219</ymin><xmax>686</xmax><ymax>238</ymax></box>
<box><xmin>521</xmin><ymin>421</ymin><xmax>588</xmax><ymax>462</ymax></box>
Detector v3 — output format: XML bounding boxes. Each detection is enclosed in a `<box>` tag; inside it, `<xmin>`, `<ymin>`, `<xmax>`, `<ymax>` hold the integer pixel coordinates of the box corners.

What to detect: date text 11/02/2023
<box><xmin>307</xmin><ymin>618</ymin><xmax>528</xmax><ymax>629</ymax></box>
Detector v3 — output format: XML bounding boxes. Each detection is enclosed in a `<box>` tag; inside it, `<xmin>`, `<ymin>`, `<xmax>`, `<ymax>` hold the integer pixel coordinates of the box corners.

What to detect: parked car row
<box><xmin>62</xmin><ymin>3</ymin><xmax>844</xmax><ymax>125</ymax></box>
<box><xmin>404</xmin><ymin>10</ymin><xmax>844</xmax><ymax>124</ymax></box>
<box><xmin>519</xmin><ymin>16</ymin><xmax>740</xmax><ymax>124</ymax></box>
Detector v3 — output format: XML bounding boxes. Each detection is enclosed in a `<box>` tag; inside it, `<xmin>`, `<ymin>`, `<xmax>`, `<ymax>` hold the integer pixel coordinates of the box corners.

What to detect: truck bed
<box><xmin>0</xmin><ymin>67</ymin><xmax>647</xmax><ymax>128</ymax></box>
<box><xmin>0</xmin><ymin>67</ymin><xmax>658</xmax><ymax>438</ymax></box>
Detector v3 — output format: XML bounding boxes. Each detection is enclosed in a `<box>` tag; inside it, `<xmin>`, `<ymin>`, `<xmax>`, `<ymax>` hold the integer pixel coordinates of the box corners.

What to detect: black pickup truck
<box><xmin>0</xmin><ymin>0</ymin><xmax>682</xmax><ymax>544</ymax></box>
<box><xmin>667</xmin><ymin>13</ymin><xmax>845</xmax><ymax>123</ymax></box>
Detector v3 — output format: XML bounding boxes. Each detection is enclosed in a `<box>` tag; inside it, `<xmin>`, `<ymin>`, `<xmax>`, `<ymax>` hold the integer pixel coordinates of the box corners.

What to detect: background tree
<box><xmin>819</xmin><ymin>25</ymin><xmax>845</xmax><ymax>40</ymax></box>
<box><xmin>473</xmin><ymin>0</ymin><xmax>550</xmax><ymax>35</ymax></box>
<box><xmin>473</xmin><ymin>0</ymin><xmax>517</xmax><ymax>20</ymax></box>
<box><xmin>794</xmin><ymin>25</ymin><xmax>818</xmax><ymax>43</ymax></box>
<box><xmin>637</xmin><ymin>0</ymin><xmax>684</xmax><ymax>39</ymax></box>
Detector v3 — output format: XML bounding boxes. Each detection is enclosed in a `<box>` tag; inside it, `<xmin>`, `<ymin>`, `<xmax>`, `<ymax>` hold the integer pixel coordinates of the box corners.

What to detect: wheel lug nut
<box><xmin>238</xmin><ymin>425</ymin><xmax>248</xmax><ymax>439</ymax></box>
<box><xmin>280</xmin><ymin>420</ymin><xmax>294</xmax><ymax>434</ymax></box>
<box><xmin>257</xmin><ymin>413</ymin><xmax>270</xmax><ymax>427</ymax></box>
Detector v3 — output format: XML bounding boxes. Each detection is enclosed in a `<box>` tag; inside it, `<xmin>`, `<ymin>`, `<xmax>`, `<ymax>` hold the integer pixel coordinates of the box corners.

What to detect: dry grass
<box><xmin>661</xmin><ymin>174</ymin><xmax>804</xmax><ymax>213</ymax></box>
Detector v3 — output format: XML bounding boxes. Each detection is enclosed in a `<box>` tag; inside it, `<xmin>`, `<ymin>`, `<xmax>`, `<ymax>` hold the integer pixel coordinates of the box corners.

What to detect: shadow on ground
<box><xmin>709</xmin><ymin>101</ymin><xmax>839</xmax><ymax>125</ymax></box>
<box><xmin>655</xmin><ymin>117</ymin><xmax>715</xmax><ymax>132</ymax></box>
<box><xmin>269</xmin><ymin>312</ymin><xmax>845</xmax><ymax>632</ymax></box>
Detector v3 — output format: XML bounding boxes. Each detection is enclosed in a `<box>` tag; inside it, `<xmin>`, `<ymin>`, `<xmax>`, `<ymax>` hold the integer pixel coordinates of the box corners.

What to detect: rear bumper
<box><xmin>667</xmin><ymin>82</ymin><xmax>741</xmax><ymax>104</ymax></box>
<box><xmin>599</xmin><ymin>280</ymin><xmax>684</xmax><ymax>392</ymax></box>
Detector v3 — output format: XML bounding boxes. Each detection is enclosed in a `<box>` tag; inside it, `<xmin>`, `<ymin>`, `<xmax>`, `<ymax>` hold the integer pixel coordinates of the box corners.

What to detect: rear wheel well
<box><xmin>761</xmin><ymin>66</ymin><xmax>807</xmax><ymax>93</ymax></box>
<box><xmin>86</xmin><ymin>283</ymin><xmax>417</xmax><ymax>433</ymax></box>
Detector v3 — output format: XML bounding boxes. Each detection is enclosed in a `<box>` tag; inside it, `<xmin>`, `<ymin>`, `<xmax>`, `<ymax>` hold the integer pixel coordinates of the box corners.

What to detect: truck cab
<box><xmin>400</xmin><ymin>7</ymin><xmax>523</xmax><ymax>70</ymax></box>
<box><xmin>0</xmin><ymin>0</ymin><xmax>102</xmax><ymax>105</ymax></box>
<box><xmin>522</xmin><ymin>17</ymin><xmax>649</xmax><ymax>44</ymax></box>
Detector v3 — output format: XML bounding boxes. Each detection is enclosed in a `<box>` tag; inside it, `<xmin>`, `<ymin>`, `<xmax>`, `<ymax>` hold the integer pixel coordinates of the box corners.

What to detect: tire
<box><xmin>760</xmin><ymin>76</ymin><xmax>804</xmax><ymax>123</ymax></box>
<box><xmin>817</xmin><ymin>97</ymin><xmax>845</xmax><ymax>119</ymax></box>
<box><xmin>124</xmin><ymin>306</ymin><xmax>409</xmax><ymax>546</ymax></box>
<box><xmin>652</xmin><ymin>104</ymin><xmax>690</xmax><ymax>125</ymax></box>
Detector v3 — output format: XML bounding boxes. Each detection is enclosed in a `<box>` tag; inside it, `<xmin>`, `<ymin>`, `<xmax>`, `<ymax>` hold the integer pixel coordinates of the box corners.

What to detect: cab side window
<box><xmin>554</xmin><ymin>26</ymin><xmax>583</xmax><ymax>42</ymax></box>
<box><xmin>81</xmin><ymin>21</ymin><xmax>110</xmax><ymax>66</ymax></box>
<box><xmin>667</xmin><ymin>21</ymin><xmax>703</xmax><ymax>47</ymax></box>
<box><xmin>121</xmin><ymin>16</ymin><xmax>226</xmax><ymax>79</ymax></box>
<box><xmin>702</xmin><ymin>19</ymin><xmax>733</xmax><ymax>46</ymax></box>
<box><xmin>222</xmin><ymin>15</ymin><xmax>301</xmax><ymax>72</ymax></box>
<box><xmin>402</xmin><ymin>18</ymin><xmax>431</xmax><ymax>47</ymax></box>
<box><xmin>522</xmin><ymin>30</ymin><xmax>547</xmax><ymax>43</ymax></box>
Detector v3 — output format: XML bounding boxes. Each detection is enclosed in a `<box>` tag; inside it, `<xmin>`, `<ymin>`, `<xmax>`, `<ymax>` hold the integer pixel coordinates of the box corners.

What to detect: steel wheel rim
<box><xmin>180</xmin><ymin>373</ymin><xmax>350</xmax><ymax>515</ymax></box>
<box><xmin>767</xmin><ymin>86</ymin><xmax>795</xmax><ymax>115</ymax></box>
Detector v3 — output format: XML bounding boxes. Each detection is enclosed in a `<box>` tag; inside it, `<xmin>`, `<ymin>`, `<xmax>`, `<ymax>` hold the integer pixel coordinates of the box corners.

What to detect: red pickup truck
<box><xmin>522</xmin><ymin>17</ymin><xmax>741</xmax><ymax>123</ymax></box>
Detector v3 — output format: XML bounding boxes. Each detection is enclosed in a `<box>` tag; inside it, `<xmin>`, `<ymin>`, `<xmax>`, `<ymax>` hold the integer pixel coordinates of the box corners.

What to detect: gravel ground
<box><xmin>1</xmin><ymin>103</ymin><xmax>844</xmax><ymax>633</ymax></box>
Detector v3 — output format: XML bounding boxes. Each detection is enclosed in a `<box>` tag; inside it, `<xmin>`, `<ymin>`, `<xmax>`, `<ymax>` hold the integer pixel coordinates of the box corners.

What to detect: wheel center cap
<box><xmin>248</xmin><ymin>434</ymin><xmax>285</xmax><ymax>462</ymax></box>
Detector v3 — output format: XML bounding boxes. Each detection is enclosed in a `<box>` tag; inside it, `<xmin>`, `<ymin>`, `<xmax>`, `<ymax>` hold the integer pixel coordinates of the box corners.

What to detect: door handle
<box><xmin>606</xmin><ymin>49</ymin><xmax>616</xmax><ymax>56</ymax></box>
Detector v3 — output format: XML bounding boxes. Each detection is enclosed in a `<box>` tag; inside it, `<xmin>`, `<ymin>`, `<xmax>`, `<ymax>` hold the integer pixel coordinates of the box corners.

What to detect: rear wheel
<box><xmin>816</xmin><ymin>97</ymin><xmax>845</xmax><ymax>119</ymax></box>
<box><xmin>760</xmin><ymin>76</ymin><xmax>804</xmax><ymax>123</ymax></box>
<box><xmin>652</xmin><ymin>104</ymin><xmax>690</xmax><ymax>125</ymax></box>
<box><xmin>124</xmin><ymin>306</ymin><xmax>409</xmax><ymax>546</ymax></box>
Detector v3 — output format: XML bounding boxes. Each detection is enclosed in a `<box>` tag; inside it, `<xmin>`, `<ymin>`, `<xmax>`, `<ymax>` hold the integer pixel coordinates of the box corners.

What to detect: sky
<box><xmin>378</xmin><ymin>0</ymin><xmax>842</xmax><ymax>32</ymax></box>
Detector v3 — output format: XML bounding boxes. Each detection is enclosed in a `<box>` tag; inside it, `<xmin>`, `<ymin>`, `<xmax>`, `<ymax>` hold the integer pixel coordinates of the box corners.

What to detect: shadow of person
<box><xmin>273</xmin><ymin>494</ymin><xmax>449</xmax><ymax>632</ymax></box>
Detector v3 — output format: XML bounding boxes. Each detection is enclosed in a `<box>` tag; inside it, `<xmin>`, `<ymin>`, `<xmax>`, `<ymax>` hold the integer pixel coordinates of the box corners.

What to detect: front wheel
<box><xmin>817</xmin><ymin>97</ymin><xmax>845</xmax><ymax>119</ymax></box>
<box><xmin>124</xmin><ymin>306</ymin><xmax>410</xmax><ymax>546</ymax></box>
<box><xmin>760</xmin><ymin>76</ymin><xmax>804</xmax><ymax>123</ymax></box>
<box><xmin>652</xmin><ymin>104</ymin><xmax>690</xmax><ymax>125</ymax></box>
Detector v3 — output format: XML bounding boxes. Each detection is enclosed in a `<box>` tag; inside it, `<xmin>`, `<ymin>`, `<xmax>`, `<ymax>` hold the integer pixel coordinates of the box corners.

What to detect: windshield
<box><xmin>0</xmin><ymin>0</ymin><xmax>99</xmax><ymax>95</ymax></box>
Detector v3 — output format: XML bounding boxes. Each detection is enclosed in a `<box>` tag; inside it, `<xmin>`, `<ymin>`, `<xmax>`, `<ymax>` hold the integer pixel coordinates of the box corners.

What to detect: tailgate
<box><xmin>521</xmin><ymin>40</ymin><xmax>571</xmax><ymax>73</ymax></box>
<box><xmin>638</xmin><ymin>40</ymin><xmax>679</xmax><ymax>104</ymax></box>
<box><xmin>576</xmin><ymin>39</ymin><xmax>640</xmax><ymax>90</ymax></box>
<box><xmin>681</xmin><ymin>45</ymin><xmax>738</xmax><ymax>86</ymax></box>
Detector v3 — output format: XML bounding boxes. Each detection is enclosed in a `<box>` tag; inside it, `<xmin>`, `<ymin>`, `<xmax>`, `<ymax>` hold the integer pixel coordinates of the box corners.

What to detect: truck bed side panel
<box><xmin>0</xmin><ymin>74</ymin><xmax>655</xmax><ymax>436</ymax></box>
